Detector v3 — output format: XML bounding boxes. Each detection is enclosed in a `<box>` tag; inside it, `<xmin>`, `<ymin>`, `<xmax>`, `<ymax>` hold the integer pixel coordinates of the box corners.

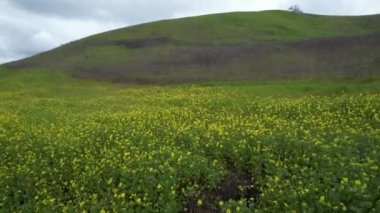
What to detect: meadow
<box><xmin>0</xmin><ymin>70</ymin><xmax>379</xmax><ymax>212</ymax></box>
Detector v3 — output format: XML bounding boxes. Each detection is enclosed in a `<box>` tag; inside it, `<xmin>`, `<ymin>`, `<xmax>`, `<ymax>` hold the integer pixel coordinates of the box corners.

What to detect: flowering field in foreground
<box><xmin>0</xmin><ymin>77</ymin><xmax>379</xmax><ymax>212</ymax></box>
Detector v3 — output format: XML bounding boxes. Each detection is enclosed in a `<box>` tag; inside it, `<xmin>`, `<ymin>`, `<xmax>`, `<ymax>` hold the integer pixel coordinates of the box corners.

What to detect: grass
<box><xmin>4</xmin><ymin>10</ymin><xmax>380</xmax><ymax>84</ymax></box>
<box><xmin>0</xmin><ymin>70</ymin><xmax>379</xmax><ymax>212</ymax></box>
<box><xmin>92</xmin><ymin>11</ymin><xmax>380</xmax><ymax>44</ymax></box>
<box><xmin>0</xmin><ymin>70</ymin><xmax>116</xmax><ymax>100</ymax></box>
<box><xmin>1</xmin><ymin>69</ymin><xmax>379</xmax><ymax>98</ymax></box>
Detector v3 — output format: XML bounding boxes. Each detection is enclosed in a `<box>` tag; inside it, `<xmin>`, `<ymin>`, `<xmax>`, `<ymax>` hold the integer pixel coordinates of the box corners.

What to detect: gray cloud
<box><xmin>0</xmin><ymin>0</ymin><xmax>123</xmax><ymax>64</ymax></box>
<box><xmin>1</xmin><ymin>0</ymin><xmax>380</xmax><ymax>64</ymax></box>
<box><xmin>9</xmin><ymin>0</ymin><xmax>189</xmax><ymax>23</ymax></box>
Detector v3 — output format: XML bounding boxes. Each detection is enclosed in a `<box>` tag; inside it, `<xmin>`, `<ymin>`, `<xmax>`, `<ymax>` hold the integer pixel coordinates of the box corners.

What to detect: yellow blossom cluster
<box><xmin>0</xmin><ymin>84</ymin><xmax>379</xmax><ymax>212</ymax></box>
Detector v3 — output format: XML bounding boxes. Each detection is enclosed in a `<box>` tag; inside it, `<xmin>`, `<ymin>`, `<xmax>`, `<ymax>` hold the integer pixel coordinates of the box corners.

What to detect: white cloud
<box><xmin>0</xmin><ymin>0</ymin><xmax>123</xmax><ymax>64</ymax></box>
<box><xmin>31</xmin><ymin>31</ymin><xmax>58</xmax><ymax>51</ymax></box>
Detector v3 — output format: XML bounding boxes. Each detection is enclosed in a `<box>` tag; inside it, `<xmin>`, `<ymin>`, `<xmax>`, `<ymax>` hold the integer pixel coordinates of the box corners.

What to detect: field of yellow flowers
<box><xmin>0</xmin><ymin>71</ymin><xmax>379</xmax><ymax>212</ymax></box>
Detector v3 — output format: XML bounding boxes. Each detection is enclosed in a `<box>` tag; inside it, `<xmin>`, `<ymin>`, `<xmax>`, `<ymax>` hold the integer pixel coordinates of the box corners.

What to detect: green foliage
<box><xmin>92</xmin><ymin>11</ymin><xmax>380</xmax><ymax>44</ymax></box>
<box><xmin>4</xmin><ymin>11</ymin><xmax>380</xmax><ymax>84</ymax></box>
<box><xmin>0</xmin><ymin>71</ymin><xmax>379</xmax><ymax>212</ymax></box>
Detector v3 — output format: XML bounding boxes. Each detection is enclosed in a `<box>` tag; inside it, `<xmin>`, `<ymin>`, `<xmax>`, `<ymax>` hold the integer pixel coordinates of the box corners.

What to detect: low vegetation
<box><xmin>5</xmin><ymin>11</ymin><xmax>380</xmax><ymax>84</ymax></box>
<box><xmin>0</xmin><ymin>70</ymin><xmax>379</xmax><ymax>212</ymax></box>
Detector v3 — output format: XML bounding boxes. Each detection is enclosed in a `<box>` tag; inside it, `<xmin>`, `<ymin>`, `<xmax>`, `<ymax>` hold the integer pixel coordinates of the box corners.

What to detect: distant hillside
<box><xmin>4</xmin><ymin>10</ymin><xmax>380</xmax><ymax>83</ymax></box>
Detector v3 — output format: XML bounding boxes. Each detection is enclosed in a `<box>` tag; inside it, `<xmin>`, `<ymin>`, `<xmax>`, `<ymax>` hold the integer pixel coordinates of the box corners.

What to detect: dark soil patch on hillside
<box><xmin>5</xmin><ymin>33</ymin><xmax>380</xmax><ymax>83</ymax></box>
<box><xmin>291</xmin><ymin>33</ymin><xmax>380</xmax><ymax>50</ymax></box>
<box><xmin>95</xmin><ymin>37</ymin><xmax>171</xmax><ymax>49</ymax></box>
<box><xmin>157</xmin><ymin>45</ymin><xmax>270</xmax><ymax>66</ymax></box>
<box><xmin>164</xmin><ymin>33</ymin><xmax>380</xmax><ymax>67</ymax></box>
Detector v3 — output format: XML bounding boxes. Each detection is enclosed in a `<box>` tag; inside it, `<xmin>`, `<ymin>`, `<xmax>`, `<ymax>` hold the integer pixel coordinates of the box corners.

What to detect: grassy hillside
<box><xmin>4</xmin><ymin>10</ymin><xmax>380</xmax><ymax>83</ymax></box>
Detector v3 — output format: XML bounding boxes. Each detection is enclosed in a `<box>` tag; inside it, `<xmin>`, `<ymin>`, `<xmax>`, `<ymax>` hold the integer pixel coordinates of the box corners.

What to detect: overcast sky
<box><xmin>1</xmin><ymin>0</ymin><xmax>380</xmax><ymax>64</ymax></box>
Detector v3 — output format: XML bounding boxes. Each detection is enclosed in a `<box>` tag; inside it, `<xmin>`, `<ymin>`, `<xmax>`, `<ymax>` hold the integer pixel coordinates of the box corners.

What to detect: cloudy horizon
<box><xmin>1</xmin><ymin>0</ymin><xmax>380</xmax><ymax>64</ymax></box>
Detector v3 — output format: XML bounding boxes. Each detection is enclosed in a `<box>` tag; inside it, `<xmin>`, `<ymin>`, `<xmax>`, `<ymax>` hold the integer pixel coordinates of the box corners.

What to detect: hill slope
<box><xmin>4</xmin><ymin>10</ymin><xmax>380</xmax><ymax>83</ymax></box>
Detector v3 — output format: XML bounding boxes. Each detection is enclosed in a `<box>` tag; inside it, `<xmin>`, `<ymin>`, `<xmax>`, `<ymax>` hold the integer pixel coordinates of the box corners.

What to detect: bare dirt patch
<box><xmin>183</xmin><ymin>173</ymin><xmax>260</xmax><ymax>213</ymax></box>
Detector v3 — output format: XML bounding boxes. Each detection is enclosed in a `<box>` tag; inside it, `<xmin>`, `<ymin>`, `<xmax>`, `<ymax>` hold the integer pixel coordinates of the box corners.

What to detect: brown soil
<box><xmin>183</xmin><ymin>173</ymin><xmax>260</xmax><ymax>213</ymax></box>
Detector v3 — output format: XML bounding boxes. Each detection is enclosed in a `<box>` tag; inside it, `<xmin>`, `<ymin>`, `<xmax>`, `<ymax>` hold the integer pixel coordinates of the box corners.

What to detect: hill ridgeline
<box><xmin>4</xmin><ymin>10</ymin><xmax>380</xmax><ymax>83</ymax></box>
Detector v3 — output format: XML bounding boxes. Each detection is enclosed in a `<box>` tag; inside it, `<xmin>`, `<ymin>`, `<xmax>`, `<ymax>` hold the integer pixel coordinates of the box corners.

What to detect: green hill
<box><xmin>4</xmin><ymin>10</ymin><xmax>380</xmax><ymax>83</ymax></box>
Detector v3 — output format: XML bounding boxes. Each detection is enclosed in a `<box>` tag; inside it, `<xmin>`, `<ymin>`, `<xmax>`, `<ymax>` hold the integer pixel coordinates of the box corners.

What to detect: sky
<box><xmin>1</xmin><ymin>0</ymin><xmax>380</xmax><ymax>64</ymax></box>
